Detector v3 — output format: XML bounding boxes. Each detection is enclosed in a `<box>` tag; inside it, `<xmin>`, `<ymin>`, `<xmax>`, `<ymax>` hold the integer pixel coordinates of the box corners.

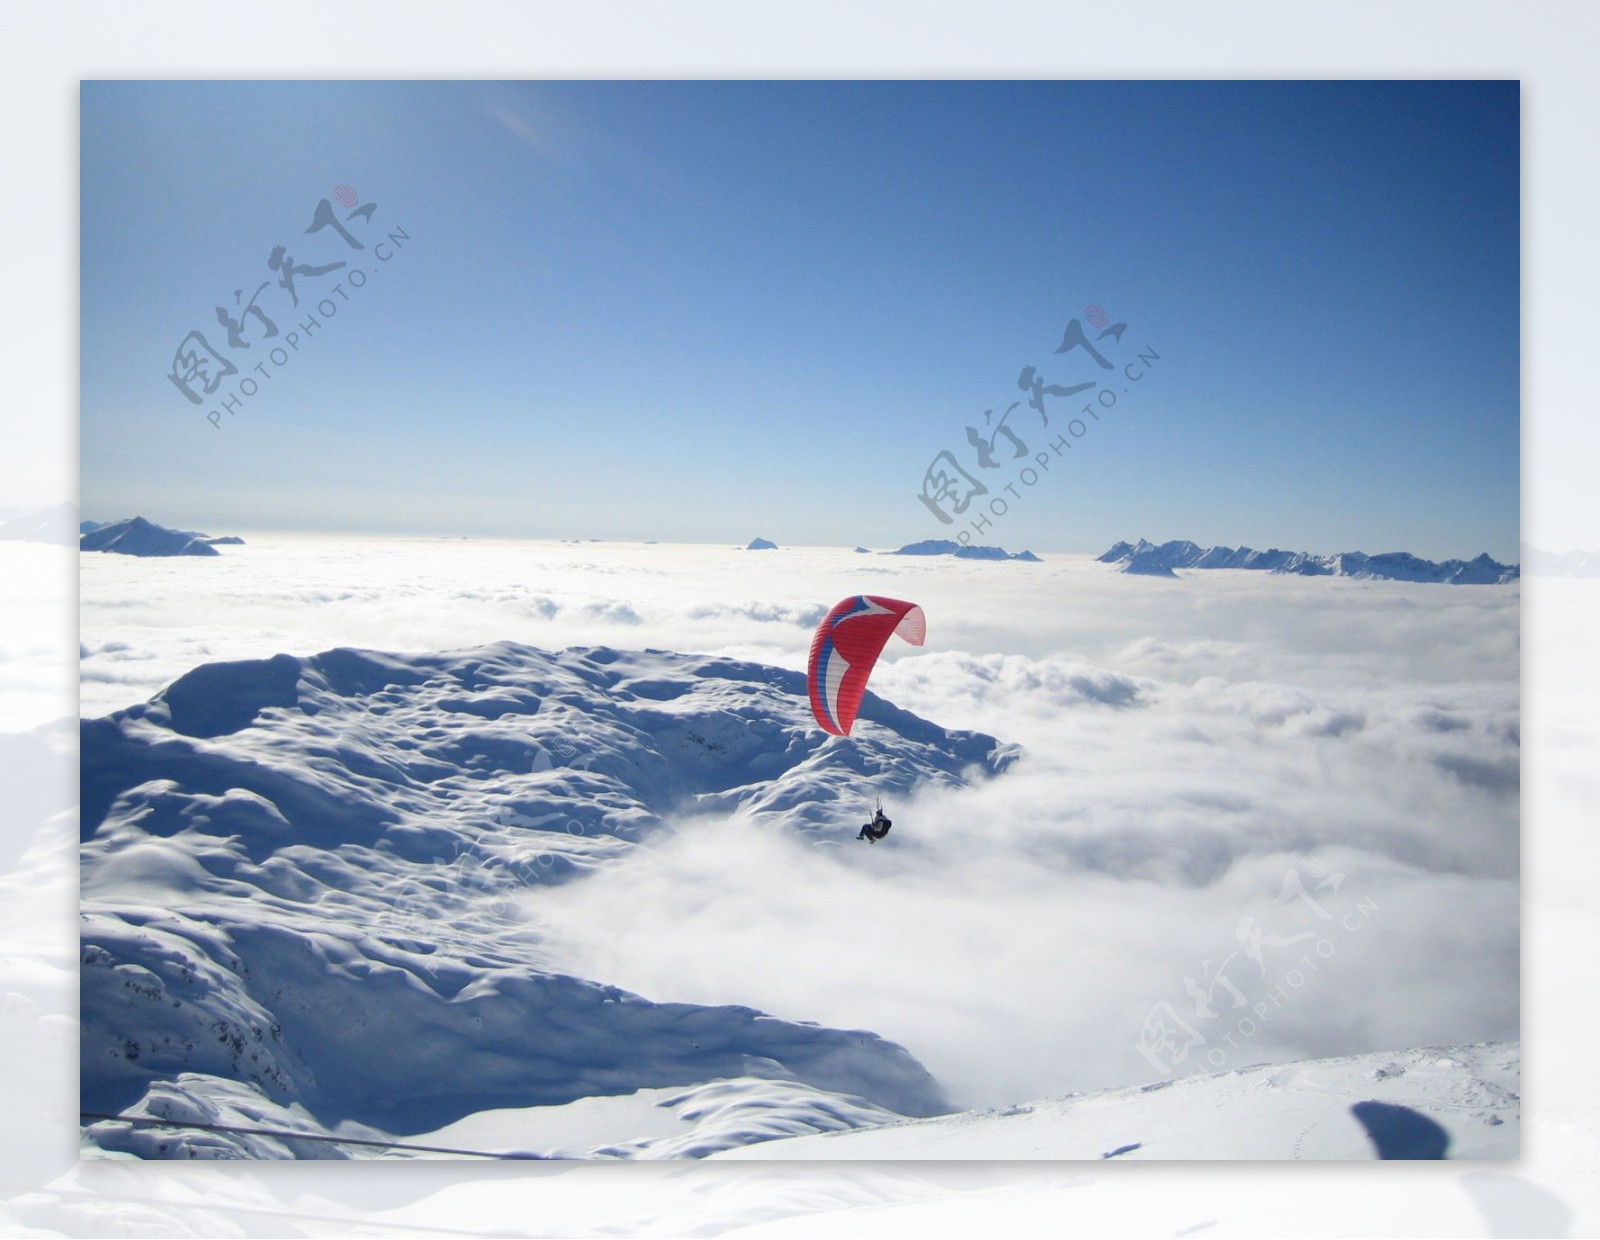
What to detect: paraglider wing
<box><xmin>807</xmin><ymin>595</ymin><xmax>926</xmax><ymax>736</ymax></box>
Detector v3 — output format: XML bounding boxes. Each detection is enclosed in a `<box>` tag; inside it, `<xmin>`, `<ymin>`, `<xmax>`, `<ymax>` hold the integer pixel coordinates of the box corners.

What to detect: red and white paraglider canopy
<box><xmin>806</xmin><ymin>595</ymin><xmax>925</xmax><ymax>736</ymax></box>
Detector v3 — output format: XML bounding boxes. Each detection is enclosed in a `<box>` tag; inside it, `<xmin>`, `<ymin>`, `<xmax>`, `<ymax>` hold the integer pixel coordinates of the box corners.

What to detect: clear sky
<box><xmin>81</xmin><ymin>80</ymin><xmax>1520</xmax><ymax>560</ymax></box>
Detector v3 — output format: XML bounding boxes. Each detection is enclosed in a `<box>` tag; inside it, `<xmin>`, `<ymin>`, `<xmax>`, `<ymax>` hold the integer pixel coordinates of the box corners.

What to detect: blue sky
<box><xmin>81</xmin><ymin>80</ymin><xmax>1519</xmax><ymax>559</ymax></box>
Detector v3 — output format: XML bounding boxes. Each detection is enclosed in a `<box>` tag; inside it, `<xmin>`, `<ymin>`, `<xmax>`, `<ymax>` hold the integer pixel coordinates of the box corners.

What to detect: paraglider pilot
<box><xmin>858</xmin><ymin>808</ymin><xmax>892</xmax><ymax>843</ymax></box>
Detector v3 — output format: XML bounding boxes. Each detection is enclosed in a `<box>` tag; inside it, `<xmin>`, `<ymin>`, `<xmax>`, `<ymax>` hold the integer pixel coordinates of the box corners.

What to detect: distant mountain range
<box><xmin>0</xmin><ymin>501</ymin><xmax>78</xmax><ymax>545</ymax></box>
<box><xmin>1099</xmin><ymin>539</ymin><xmax>1519</xmax><ymax>584</ymax></box>
<box><xmin>891</xmin><ymin>540</ymin><xmax>1041</xmax><ymax>562</ymax></box>
<box><xmin>1523</xmin><ymin>546</ymin><xmax>1600</xmax><ymax>578</ymax></box>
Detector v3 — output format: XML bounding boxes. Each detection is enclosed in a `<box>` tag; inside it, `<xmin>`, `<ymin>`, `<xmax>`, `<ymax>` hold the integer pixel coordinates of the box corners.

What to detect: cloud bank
<box><xmin>80</xmin><ymin>539</ymin><xmax>1518</xmax><ymax>1111</ymax></box>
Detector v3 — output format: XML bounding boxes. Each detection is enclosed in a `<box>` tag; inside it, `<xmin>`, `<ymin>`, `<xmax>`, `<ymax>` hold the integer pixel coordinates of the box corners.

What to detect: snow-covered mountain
<box><xmin>80</xmin><ymin>642</ymin><xmax>1017</xmax><ymax>1157</ymax></box>
<box><xmin>0</xmin><ymin>501</ymin><xmax>78</xmax><ymax>545</ymax></box>
<box><xmin>1099</xmin><ymin>539</ymin><xmax>1519</xmax><ymax>584</ymax></box>
<box><xmin>80</xmin><ymin>516</ymin><xmax>226</xmax><ymax>557</ymax></box>
<box><xmin>892</xmin><ymin>539</ymin><xmax>1041</xmax><ymax>562</ymax></box>
<box><xmin>1524</xmin><ymin>546</ymin><xmax>1600</xmax><ymax>577</ymax></box>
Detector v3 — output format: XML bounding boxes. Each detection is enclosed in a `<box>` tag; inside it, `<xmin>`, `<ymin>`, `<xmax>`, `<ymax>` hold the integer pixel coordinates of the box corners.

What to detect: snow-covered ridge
<box><xmin>81</xmin><ymin>642</ymin><xmax>1018</xmax><ymax>1156</ymax></box>
<box><xmin>1100</xmin><ymin>539</ymin><xmax>1518</xmax><ymax>584</ymax></box>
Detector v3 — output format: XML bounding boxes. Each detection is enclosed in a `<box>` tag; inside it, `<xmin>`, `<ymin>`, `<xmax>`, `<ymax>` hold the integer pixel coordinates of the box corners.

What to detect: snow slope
<box><xmin>715</xmin><ymin>1041</ymin><xmax>1519</xmax><ymax>1160</ymax></box>
<box><xmin>80</xmin><ymin>641</ymin><xmax>1017</xmax><ymax>1156</ymax></box>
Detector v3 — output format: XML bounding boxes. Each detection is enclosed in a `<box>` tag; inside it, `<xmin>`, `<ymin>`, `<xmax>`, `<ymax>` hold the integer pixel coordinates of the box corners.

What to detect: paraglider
<box><xmin>807</xmin><ymin>595</ymin><xmax>924</xmax><ymax>844</ymax></box>
<box><xmin>806</xmin><ymin>595</ymin><xmax>925</xmax><ymax>736</ymax></box>
<box><xmin>857</xmin><ymin>804</ymin><xmax>892</xmax><ymax>843</ymax></box>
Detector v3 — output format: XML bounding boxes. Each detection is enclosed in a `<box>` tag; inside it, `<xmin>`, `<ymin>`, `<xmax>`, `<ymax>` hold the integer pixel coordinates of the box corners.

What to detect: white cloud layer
<box><xmin>79</xmin><ymin>539</ymin><xmax>1518</xmax><ymax>1110</ymax></box>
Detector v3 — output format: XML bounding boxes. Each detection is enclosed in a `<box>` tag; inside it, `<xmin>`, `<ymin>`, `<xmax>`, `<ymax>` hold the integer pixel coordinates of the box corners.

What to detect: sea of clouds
<box><xmin>77</xmin><ymin>538</ymin><xmax>1520</xmax><ymax>1111</ymax></box>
